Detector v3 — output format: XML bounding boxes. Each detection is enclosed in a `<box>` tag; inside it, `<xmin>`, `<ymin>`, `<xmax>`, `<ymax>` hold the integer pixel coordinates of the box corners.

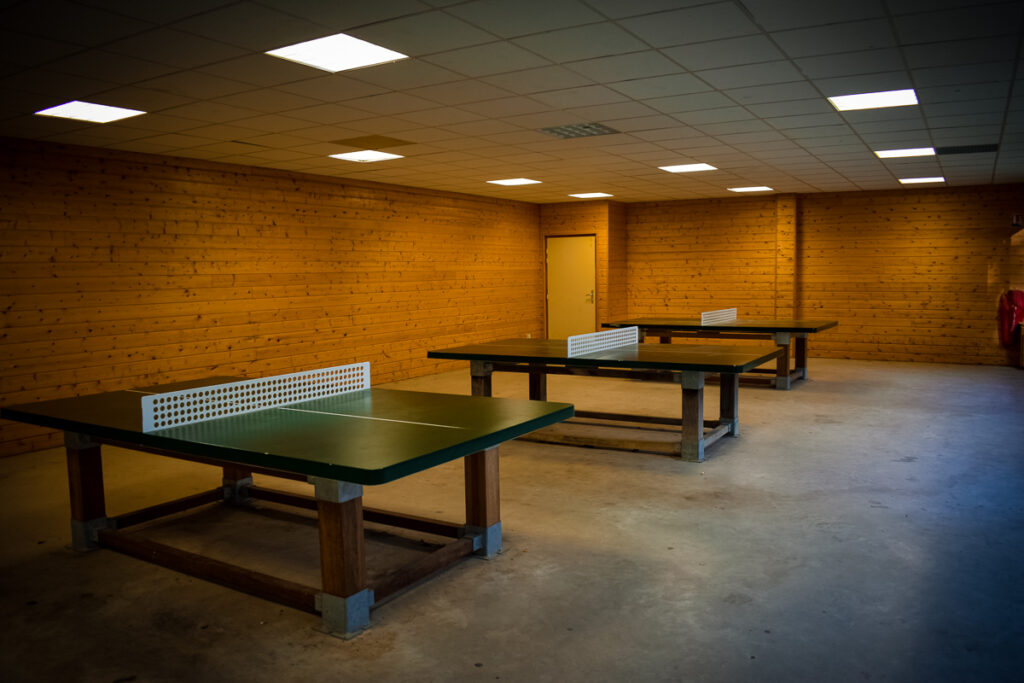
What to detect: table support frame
<box><xmin>59</xmin><ymin>432</ymin><xmax>499</xmax><ymax>637</ymax></box>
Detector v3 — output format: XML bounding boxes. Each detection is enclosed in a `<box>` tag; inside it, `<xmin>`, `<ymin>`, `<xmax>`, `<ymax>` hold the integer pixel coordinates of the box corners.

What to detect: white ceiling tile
<box><xmin>913</xmin><ymin>62</ymin><xmax>1015</xmax><ymax>88</ymax></box>
<box><xmin>105</xmin><ymin>29</ymin><xmax>249</xmax><ymax>69</ymax></box>
<box><xmin>407</xmin><ymin>80</ymin><xmax>514</xmax><ymax>106</ymax></box>
<box><xmin>422</xmin><ymin>43</ymin><xmax>552</xmax><ymax>77</ymax></box>
<box><xmin>743</xmin><ymin>0</ymin><xmax>888</xmax><ymax>32</ymax></box>
<box><xmin>772</xmin><ymin>20</ymin><xmax>896</xmax><ymax>58</ymax></box>
<box><xmin>662</xmin><ymin>35</ymin><xmax>786</xmax><ymax>71</ymax></box>
<box><xmin>724</xmin><ymin>81</ymin><xmax>821</xmax><ymax>105</ymax></box>
<box><xmin>275</xmin><ymin>75</ymin><xmax>387</xmax><ymax>102</ymax></box>
<box><xmin>136</xmin><ymin>71</ymin><xmax>254</xmax><ymax>100</ymax></box>
<box><xmin>696</xmin><ymin>61</ymin><xmax>805</xmax><ymax>89</ymax></box>
<box><xmin>482</xmin><ymin>66</ymin><xmax>593</xmax><ymax>94</ymax></box>
<box><xmin>446</xmin><ymin>0</ymin><xmax>603</xmax><ymax>38</ymax></box>
<box><xmin>212</xmin><ymin>89</ymin><xmax>323</xmax><ymax>113</ymax></box>
<box><xmin>344</xmin><ymin>92</ymin><xmax>439</xmax><ymax>115</ymax></box>
<box><xmin>460</xmin><ymin>97</ymin><xmax>551</xmax><ymax>118</ymax></box>
<box><xmin>566</xmin><ymin>51</ymin><xmax>682</xmax><ymax>82</ymax></box>
<box><xmin>531</xmin><ymin>85</ymin><xmax>628</xmax><ymax>108</ymax></box>
<box><xmin>796</xmin><ymin>49</ymin><xmax>905</xmax><ymax>80</ymax></box>
<box><xmin>0</xmin><ymin>0</ymin><xmax>153</xmax><ymax>45</ymax></box>
<box><xmin>172</xmin><ymin>3</ymin><xmax>326</xmax><ymax>51</ymax></box>
<box><xmin>513</xmin><ymin>23</ymin><xmax>648</xmax><ymax>62</ymax></box>
<box><xmin>198</xmin><ymin>55</ymin><xmax>318</xmax><ymax>87</ymax></box>
<box><xmin>620</xmin><ymin>3</ymin><xmax>759</xmax><ymax>47</ymax></box>
<box><xmin>399</xmin><ymin>107</ymin><xmax>485</xmax><ymax>126</ymax></box>
<box><xmin>646</xmin><ymin>91</ymin><xmax>733</xmax><ymax>114</ymax></box>
<box><xmin>813</xmin><ymin>72</ymin><xmax>913</xmax><ymax>98</ymax></box>
<box><xmin>893</xmin><ymin>3</ymin><xmax>1024</xmax><ymax>43</ymax></box>
<box><xmin>904</xmin><ymin>37</ymin><xmax>1018</xmax><ymax>69</ymax></box>
<box><xmin>354</xmin><ymin>11</ymin><xmax>495</xmax><ymax>56</ymax></box>
<box><xmin>608</xmin><ymin>73</ymin><xmax>709</xmax><ymax>100</ymax></box>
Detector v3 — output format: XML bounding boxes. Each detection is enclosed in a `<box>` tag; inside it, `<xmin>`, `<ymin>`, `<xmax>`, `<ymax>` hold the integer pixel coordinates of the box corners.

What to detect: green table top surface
<box><xmin>603</xmin><ymin>318</ymin><xmax>838</xmax><ymax>333</ymax></box>
<box><xmin>428</xmin><ymin>339</ymin><xmax>782</xmax><ymax>373</ymax></box>
<box><xmin>1</xmin><ymin>379</ymin><xmax>573</xmax><ymax>485</ymax></box>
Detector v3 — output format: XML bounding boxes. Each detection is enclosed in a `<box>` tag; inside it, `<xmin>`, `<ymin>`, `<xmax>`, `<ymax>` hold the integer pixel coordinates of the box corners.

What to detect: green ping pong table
<box><xmin>0</xmin><ymin>365</ymin><xmax>572</xmax><ymax>636</ymax></box>
<box><xmin>428</xmin><ymin>328</ymin><xmax>782</xmax><ymax>463</ymax></box>
<box><xmin>603</xmin><ymin>315</ymin><xmax>837</xmax><ymax>389</ymax></box>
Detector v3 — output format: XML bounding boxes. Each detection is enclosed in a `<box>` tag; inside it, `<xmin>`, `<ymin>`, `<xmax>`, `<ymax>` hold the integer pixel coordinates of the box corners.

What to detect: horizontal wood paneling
<box><xmin>626</xmin><ymin>197</ymin><xmax>780</xmax><ymax>318</ymax></box>
<box><xmin>799</xmin><ymin>187</ymin><xmax>1022</xmax><ymax>363</ymax></box>
<box><xmin>624</xmin><ymin>186</ymin><xmax>1024</xmax><ymax>365</ymax></box>
<box><xmin>0</xmin><ymin>140</ymin><xmax>543</xmax><ymax>455</ymax></box>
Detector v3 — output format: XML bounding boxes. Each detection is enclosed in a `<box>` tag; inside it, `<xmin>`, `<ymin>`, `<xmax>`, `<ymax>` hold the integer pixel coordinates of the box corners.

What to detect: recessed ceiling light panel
<box><xmin>874</xmin><ymin>147</ymin><xmax>935</xmax><ymax>158</ymax></box>
<box><xmin>569</xmin><ymin>193</ymin><xmax>613</xmax><ymax>198</ymax></box>
<box><xmin>659</xmin><ymin>163</ymin><xmax>717</xmax><ymax>173</ymax></box>
<box><xmin>898</xmin><ymin>176</ymin><xmax>945</xmax><ymax>184</ymax></box>
<box><xmin>330</xmin><ymin>150</ymin><xmax>404</xmax><ymax>163</ymax></box>
<box><xmin>728</xmin><ymin>186</ymin><xmax>773</xmax><ymax>192</ymax></box>
<box><xmin>267</xmin><ymin>33</ymin><xmax>408</xmax><ymax>73</ymax></box>
<box><xmin>34</xmin><ymin>100</ymin><xmax>145</xmax><ymax>123</ymax></box>
<box><xmin>487</xmin><ymin>178</ymin><xmax>541</xmax><ymax>186</ymax></box>
<box><xmin>827</xmin><ymin>89</ymin><xmax>918</xmax><ymax>111</ymax></box>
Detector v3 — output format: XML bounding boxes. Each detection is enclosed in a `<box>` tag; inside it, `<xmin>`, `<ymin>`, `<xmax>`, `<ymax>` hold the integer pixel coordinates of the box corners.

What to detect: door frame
<box><xmin>544</xmin><ymin>233</ymin><xmax>598</xmax><ymax>339</ymax></box>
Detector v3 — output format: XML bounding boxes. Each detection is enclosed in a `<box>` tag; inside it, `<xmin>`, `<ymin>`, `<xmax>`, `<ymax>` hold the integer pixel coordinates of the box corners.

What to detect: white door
<box><xmin>546</xmin><ymin>235</ymin><xmax>596</xmax><ymax>338</ymax></box>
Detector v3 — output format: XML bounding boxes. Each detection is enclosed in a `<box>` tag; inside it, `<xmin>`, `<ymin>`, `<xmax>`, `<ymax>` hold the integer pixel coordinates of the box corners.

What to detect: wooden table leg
<box><xmin>222</xmin><ymin>465</ymin><xmax>253</xmax><ymax>505</ymax></box>
<box><xmin>65</xmin><ymin>432</ymin><xmax>109</xmax><ymax>551</ymax></box>
<box><xmin>470</xmin><ymin>360</ymin><xmax>493</xmax><ymax>397</ymax></box>
<box><xmin>679</xmin><ymin>371</ymin><xmax>706</xmax><ymax>462</ymax></box>
<box><xmin>528</xmin><ymin>364</ymin><xmax>547</xmax><ymax>400</ymax></box>
<box><xmin>720</xmin><ymin>372</ymin><xmax>739</xmax><ymax>436</ymax></box>
<box><xmin>465</xmin><ymin>447</ymin><xmax>501</xmax><ymax>557</ymax></box>
<box><xmin>772</xmin><ymin>332</ymin><xmax>792</xmax><ymax>390</ymax></box>
<box><xmin>309</xmin><ymin>477</ymin><xmax>372</xmax><ymax>637</ymax></box>
<box><xmin>794</xmin><ymin>334</ymin><xmax>809</xmax><ymax>380</ymax></box>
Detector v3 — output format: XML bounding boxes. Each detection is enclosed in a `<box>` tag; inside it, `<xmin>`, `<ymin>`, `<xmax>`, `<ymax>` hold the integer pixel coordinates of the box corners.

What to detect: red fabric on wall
<box><xmin>998</xmin><ymin>290</ymin><xmax>1024</xmax><ymax>346</ymax></box>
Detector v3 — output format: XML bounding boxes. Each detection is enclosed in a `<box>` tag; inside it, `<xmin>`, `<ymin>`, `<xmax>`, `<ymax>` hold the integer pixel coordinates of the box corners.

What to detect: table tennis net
<box><xmin>567</xmin><ymin>326</ymin><xmax>638</xmax><ymax>357</ymax></box>
<box><xmin>701</xmin><ymin>308</ymin><xmax>737</xmax><ymax>325</ymax></box>
<box><xmin>142</xmin><ymin>362</ymin><xmax>370</xmax><ymax>432</ymax></box>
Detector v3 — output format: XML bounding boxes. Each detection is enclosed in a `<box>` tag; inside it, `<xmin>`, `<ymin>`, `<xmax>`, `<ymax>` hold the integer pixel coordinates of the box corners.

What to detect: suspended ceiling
<box><xmin>1</xmin><ymin>0</ymin><xmax>1022</xmax><ymax>203</ymax></box>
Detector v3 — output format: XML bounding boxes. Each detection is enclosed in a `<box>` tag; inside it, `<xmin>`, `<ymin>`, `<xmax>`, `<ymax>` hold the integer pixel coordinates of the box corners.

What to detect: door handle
<box><xmin>585</xmin><ymin>290</ymin><xmax>594</xmax><ymax>304</ymax></box>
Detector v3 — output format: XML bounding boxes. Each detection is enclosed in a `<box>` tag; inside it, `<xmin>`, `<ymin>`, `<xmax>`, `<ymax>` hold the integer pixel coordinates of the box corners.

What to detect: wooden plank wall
<box><xmin>625</xmin><ymin>185</ymin><xmax>1024</xmax><ymax>364</ymax></box>
<box><xmin>0</xmin><ymin>140</ymin><xmax>544</xmax><ymax>456</ymax></box>
<box><xmin>800</xmin><ymin>186</ymin><xmax>1023</xmax><ymax>364</ymax></box>
<box><xmin>626</xmin><ymin>197</ymin><xmax>780</xmax><ymax>317</ymax></box>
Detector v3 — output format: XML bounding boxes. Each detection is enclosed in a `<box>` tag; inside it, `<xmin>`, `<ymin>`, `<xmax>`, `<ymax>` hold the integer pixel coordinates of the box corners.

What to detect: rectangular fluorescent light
<box><xmin>728</xmin><ymin>186</ymin><xmax>773</xmax><ymax>192</ymax></box>
<box><xmin>874</xmin><ymin>147</ymin><xmax>935</xmax><ymax>158</ymax></box>
<box><xmin>330</xmin><ymin>150</ymin><xmax>404</xmax><ymax>163</ymax></box>
<box><xmin>827</xmin><ymin>89</ymin><xmax>917</xmax><ymax>111</ymax></box>
<box><xmin>899</xmin><ymin>176</ymin><xmax>945</xmax><ymax>184</ymax></box>
<box><xmin>659</xmin><ymin>163</ymin><xmax>717</xmax><ymax>173</ymax></box>
<box><xmin>34</xmin><ymin>100</ymin><xmax>145</xmax><ymax>123</ymax></box>
<box><xmin>569</xmin><ymin>192</ymin><xmax>613</xmax><ymax>198</ymax></box>
<box><xmin>267</xmin><ymin>33</ymin><xmax>407</xmax><ymax>73</ymax></box>
<box><xmin>487</xmin><ymin>178</ymin><xmax>541</xmax><ymax>186</ymax></box>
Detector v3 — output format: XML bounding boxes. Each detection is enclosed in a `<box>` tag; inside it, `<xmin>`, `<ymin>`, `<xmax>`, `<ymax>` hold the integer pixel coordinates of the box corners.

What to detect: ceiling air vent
<box><xmin>539</xmin><ymin>122</ymin><xmax>620</xmax><ymax>139</ymax></box>
<box><xmin>935</xmin><ymin>144</ymin><xmax>998</xmax><ymax>155</ymax></box>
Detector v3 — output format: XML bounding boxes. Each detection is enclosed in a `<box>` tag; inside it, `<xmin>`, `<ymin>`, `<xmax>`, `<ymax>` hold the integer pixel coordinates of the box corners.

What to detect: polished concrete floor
<box><xmin>1</xmin><ymin>358</ymin><xmax>1022</xmax><ymax>683</ymax></box>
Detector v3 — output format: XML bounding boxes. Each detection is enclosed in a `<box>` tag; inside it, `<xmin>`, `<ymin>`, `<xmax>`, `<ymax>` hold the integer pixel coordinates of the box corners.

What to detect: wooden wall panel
<box><xmin>799</xmin><ymin>186</ymin><xmax>1022</xmax><ymax>363</ymax></box>
<box><xmin>626</xmin><ymin>197</ymin><xmax>780</xmax><ymax>318</ymax></box>
<box><xmin>0</xmin><ymin>140</ymin><xmax>543</xmax><ymax>456</ymax></box>
<box><xmin>624</xmin><ymin>186</ymin><xmax>1023</xmax><ymax>364</ymax></box>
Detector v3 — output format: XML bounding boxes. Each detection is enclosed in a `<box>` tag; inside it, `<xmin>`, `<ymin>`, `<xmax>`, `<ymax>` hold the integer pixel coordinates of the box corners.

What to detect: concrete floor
<box><xmin>1</xmin><ymin>358</ymin><xmax>1022</xmax><ymax>683</ymax></box>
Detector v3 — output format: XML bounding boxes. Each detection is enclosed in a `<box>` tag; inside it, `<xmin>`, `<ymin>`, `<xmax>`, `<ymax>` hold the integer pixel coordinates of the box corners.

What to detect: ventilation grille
<box><xmin>539</xmin><ymin>122</ymin><xmax>621</xmax><ymax>139</ymax></box>
<box><xmin>935</xmin><ymin>144</ymin><xmax>998</xmax><ymax>155</ymax></box>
